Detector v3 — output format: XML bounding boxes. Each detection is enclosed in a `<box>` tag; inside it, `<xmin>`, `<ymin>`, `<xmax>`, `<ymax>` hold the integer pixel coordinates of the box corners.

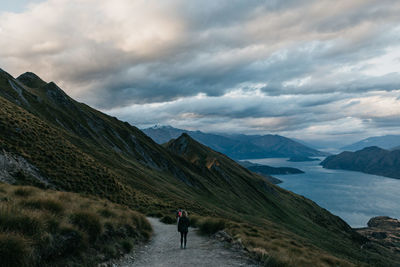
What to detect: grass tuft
<box><xmin>69</xmin><ymin>211</ymin><xmax>102</xmax><ymax>242</ymax></box>
<box><xmin>121</xmin><ymin>240</ymin><xmax>133</xmax><ymax>253</ymax></box>
<box><xmin>98</xmin><ymin>208</ymin><xmax>116</xmax><ymax>218</ymax></box>
<box><xmin>13</xmin><ymin>187</ymin><xmax>35</xmax><ymax>197</ymax></box>
<box><xmin>22</xmin><ymin>199</ymin><xmax>64</xmax><ymax>214</ymax></box>
<box><xmin>0</xmin><ymin>233</ymin><xmax>31</xmax><ymax>267</ymax></box>
<box><xmin>198</xmin><ymin>217</ymin><xmax>226</xmax><ymax>235</ymax></box>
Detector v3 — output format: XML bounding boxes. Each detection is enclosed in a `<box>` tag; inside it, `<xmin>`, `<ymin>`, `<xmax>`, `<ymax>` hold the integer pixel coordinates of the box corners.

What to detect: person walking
<box><xmin>176</xmin><ymin>208</ymin><xmax>183</xmax><ymax>223</ymax></box>
<box><xmin>177</xmin><ymin>210</ymin><xmax>190</xmax><ymax>249</ymax></box>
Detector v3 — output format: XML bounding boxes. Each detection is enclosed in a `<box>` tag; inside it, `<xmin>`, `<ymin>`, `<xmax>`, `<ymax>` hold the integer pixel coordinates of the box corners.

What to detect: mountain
<box><xmin>321</xmin><ymin>146</ymin><xmax>400</xmax><ymax>179</ymax></box>
<box><xmin>1</xmin><ymin>68</ymin><xmax>398</xmax><ymax>265</ymax></box>
<box><xmin>392</xmin><ymin>145</ymin><xmax>400</xmax><ymax>151</ymax></box>
<box><xmin>238</xmin><ymin>161</ymin><xmax>303</xmax><ymax>178</ymax></box>
<box><xmin>143</xmin><ymin>125</ymin><xmax>328</xmax><ymax>159</ymax></box>
<box><xmin>341</xmin><ymin>135</ymin><xmax>400</xmax><ymax>151</ymax></box>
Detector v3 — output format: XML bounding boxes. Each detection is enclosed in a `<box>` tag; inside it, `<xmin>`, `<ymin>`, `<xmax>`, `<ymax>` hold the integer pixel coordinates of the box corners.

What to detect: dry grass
<box><xmin>0</xmin><ymin>183</ymin><xmax>151</xmax><ymax>267</ymax></box>
<box><xmin>197</xmin><ymin>217</ymin><xmax>227</xmax><ymax>235</ymax></box>
<box><xmin>226</xmin><ymin>222</ymin><xmax>356</xmax><ymax>267</ymax></box>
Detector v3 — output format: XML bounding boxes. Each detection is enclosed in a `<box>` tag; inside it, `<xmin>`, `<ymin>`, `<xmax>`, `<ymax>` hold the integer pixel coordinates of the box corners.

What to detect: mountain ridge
<box><xmin>341</xmin><ymin>135</ymin><xmax>400</xmax><ymax>151</ymax></box>
<box><xmin>143</xmin><ymin>125</ymin><xmax>328</xmax><ymax>159</ymax></box>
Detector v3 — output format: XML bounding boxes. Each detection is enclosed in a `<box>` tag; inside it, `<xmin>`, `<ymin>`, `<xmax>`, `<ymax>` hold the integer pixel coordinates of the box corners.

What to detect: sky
<box><xmin>1</xmin><ymin>0</ymin><xmax>400</xmax><ymax>148</ymax></box>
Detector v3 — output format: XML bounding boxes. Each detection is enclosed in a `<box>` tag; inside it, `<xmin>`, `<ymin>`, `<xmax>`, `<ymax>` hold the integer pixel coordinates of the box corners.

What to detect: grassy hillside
<box><xmin>0</xmin><ymin>183</ymin><xmax>151</xmax><ymax>267</ymax></box>
<box><xmin>165</xmin><ymin>134</ymin><xmax>400</xmax><ymax>266</ymax></box>
<box><xmin>1</xmin><ymin>69</ymin><xmax>399</xmax><ymax>266</ymax></box>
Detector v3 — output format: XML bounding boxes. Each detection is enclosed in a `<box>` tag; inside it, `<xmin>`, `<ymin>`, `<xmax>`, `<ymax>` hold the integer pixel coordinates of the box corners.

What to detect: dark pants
<box><xmin>180</xmin><ymin>231</ymin><xmax>188</xmax><ymax>247</ymax></box>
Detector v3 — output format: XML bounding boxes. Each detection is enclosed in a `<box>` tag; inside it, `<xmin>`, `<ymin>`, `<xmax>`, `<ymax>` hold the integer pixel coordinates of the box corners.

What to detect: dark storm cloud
<box><xmin>1</xmin><ymin>0</ymin><xmax>400</xmax><ymax>144</ymax></box>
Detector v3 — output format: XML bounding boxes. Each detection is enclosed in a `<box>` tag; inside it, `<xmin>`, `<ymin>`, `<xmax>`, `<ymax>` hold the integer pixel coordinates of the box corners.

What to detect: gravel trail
<box><xmin>116</xmin><ymin>217</ymin><xmax>259</xmax><ymax>267</ymax></box>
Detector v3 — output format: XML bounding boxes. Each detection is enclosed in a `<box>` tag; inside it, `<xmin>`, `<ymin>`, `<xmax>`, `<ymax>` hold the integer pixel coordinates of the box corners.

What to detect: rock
<box><xmin>214</xmin><ymin>230</ymin><xmax>233</xmax><ymax>243</ymax></box>
<box><xmin>232</xmin><ymin>239</ymin><xmax>245</xmax><ymax>251</ymax></box>
<box><xmin>371</xmin><ymin>231</ymin><xmax>387</xmax><ymax>239</ymax></box>
<box><xmin>368</xmin><ymin>216</ymin><xmax>400</xmax><ymax>228</ymax></box>
<box><xmin>357</xmin><ymin>216</ymin><xmax>400</xmax><ymax>253</ymax></box>
<box><xmin>0</xmin><ymin>150</ymin><xmax>53</xmax><ymax>187</ymax></box>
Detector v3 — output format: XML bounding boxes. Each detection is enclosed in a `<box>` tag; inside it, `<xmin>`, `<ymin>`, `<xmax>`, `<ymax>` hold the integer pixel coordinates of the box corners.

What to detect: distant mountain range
<box><xmin>341</xmin><ymin>135</ymin><xmax>400</xmax><ymax>151</ymax></box>
<box><xmin>143</xmin><ymin>125</ymin><xmax>328</xmax><ymax>159</ymax></box>
<box><xmin>321</xmin><ymin>146</ymin><xmax>400</xmax><ymax>179</ymax></box>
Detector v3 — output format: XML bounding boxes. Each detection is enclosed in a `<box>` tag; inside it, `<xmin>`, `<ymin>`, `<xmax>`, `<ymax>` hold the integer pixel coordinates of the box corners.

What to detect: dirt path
<box><xmin>116</xmin><ymin>217</ymin><xmax>259</xmax><ymax>267</ymax></box>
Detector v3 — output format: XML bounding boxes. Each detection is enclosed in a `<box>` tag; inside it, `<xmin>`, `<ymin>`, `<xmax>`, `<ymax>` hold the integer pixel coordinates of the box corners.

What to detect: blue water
<box><xmin>247</xmin><ymin>158</ymin><xmax>400</xmax><ymax>228</ymax></box>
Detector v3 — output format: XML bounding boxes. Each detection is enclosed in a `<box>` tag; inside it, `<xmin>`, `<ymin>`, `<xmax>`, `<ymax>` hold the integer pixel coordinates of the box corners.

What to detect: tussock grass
<box><xmin>0</xmin><ymin>183</ymin><xmax>151</xmax><ymax>266</ymax></box>
<box><xmin>196</xmin><ymin>217</ymin><xmax>226</xmax><ymax>235</ymax></box>
<box><xmin>189</xmin><ymin>215</ymin><xmax>201</xmax><ymax>228</ymax></box>
<box><xmin>13</xmin><ymin>187</ymin><xmax>35</xmax><ymax>197</ymax></box>
<box><xmin>22</xmin><ymin>198</ymin><xmax>64</xmax><ymax>214</ymax></box>
<box><xmin>0</xmin><ymin>206</ymin><xmax>44</xmax><ymax>236</ymax></box>
<box><xmin>0</xmin><ymin>233</ymin><xmax>31</xmax><ymax>267</ymax></box>
<box><xmin>70</xmin><ymin>211</ymin><xmax>102</xmax><ymax>242</ymax></box>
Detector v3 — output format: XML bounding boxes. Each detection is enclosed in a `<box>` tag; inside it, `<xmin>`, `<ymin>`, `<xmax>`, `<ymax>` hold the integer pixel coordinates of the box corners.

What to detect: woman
<box><xmin>177</xmin><ymin>210</ymin><xmax>190</xmax><ymax>249</ymax></box>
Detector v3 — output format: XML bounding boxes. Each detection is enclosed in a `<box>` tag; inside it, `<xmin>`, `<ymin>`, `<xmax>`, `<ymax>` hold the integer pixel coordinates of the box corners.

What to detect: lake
<box><xmin>247</xmin><ymin>157</ymin><xmax>400</xmax><ymax>228</ymax></box>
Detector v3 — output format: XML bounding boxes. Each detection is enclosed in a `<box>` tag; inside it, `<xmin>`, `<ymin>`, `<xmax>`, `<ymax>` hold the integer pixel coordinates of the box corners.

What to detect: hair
<box><xmin>182</xmin><ymin>210</ymin><xmax>188</xmax><ymax>217</ymax></box>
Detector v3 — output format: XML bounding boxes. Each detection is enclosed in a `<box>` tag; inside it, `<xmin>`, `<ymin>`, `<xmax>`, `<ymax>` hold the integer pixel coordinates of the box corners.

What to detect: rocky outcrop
<box><xmin>356</xmin><ymin>216</ymin><xmax>400</xmax><ymax>253</ymax></box>
<box><xmin>0</xmin><ymin>150</ymin><xmax>53</xmax><ymax>188</ymax></box>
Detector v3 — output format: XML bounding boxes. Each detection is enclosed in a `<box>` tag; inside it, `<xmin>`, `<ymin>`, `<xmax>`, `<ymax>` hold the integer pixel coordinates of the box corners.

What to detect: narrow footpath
<box><xmin>115</xmin><ymin>217</ymin><xmax>259</xmax><ymax>267</ymax></box>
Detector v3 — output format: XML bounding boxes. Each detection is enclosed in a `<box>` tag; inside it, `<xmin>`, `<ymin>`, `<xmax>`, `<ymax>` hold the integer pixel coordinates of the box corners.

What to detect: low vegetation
<box><xmin>160</xmin><ymin>215</ymin><xmax>176</xmax><ymax>224</ymax></box>
<box><xmin>0</xmin><ymin>183</ymin><xmax>151</xmax><ymax>267</ymax></box>
<box><xmin>197</xmin><ymin>217</ymin><xmax>227</xmax><ymax>235</ymax></box>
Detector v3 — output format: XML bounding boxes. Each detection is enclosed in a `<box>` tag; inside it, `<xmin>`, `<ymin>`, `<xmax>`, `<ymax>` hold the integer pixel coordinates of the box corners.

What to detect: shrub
<box><xmin>198</xmin><ymin>218</ymin><xmax>226</xmax><ymax>235</ymax></box>
<box><xmin>69</xmin><ymin>211</ymin><xmax>102</xmax><ymax>242</ymax></box>
<box><xmin>0</xmin><ymin>233</ymin><xmax>31</xmax><ymax>267</ymax></box>
<box><xmin>22</xmin><ymin>199</ymin><xmax>64</xmax><ymax>214</ymax></box>
<box><xmin>160</xmin><ymin>215</ymin><xmax>176</xmax><ymax>224</ymax></box>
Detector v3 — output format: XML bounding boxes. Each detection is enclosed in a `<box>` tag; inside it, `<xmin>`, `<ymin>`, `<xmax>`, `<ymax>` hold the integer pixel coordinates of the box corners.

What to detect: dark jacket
<box><xmin>178</xmin><ymin>216</ymin><xmax>190</xmax><ymax>233</ymax></box>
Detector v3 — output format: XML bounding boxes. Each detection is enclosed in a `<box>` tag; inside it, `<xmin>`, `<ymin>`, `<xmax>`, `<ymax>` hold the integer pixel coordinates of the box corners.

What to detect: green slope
<box><xmin>0</xmin><ymin>69</ymin><xmax>398</xmax><ymax>266</ymax></box>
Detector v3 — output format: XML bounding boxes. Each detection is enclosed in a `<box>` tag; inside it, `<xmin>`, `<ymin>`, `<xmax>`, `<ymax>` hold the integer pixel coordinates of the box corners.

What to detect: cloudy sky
<box><xmin>1</xmin><ymin>0</ymin><xmax>400</xmax><ymax>148</ymax></box>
